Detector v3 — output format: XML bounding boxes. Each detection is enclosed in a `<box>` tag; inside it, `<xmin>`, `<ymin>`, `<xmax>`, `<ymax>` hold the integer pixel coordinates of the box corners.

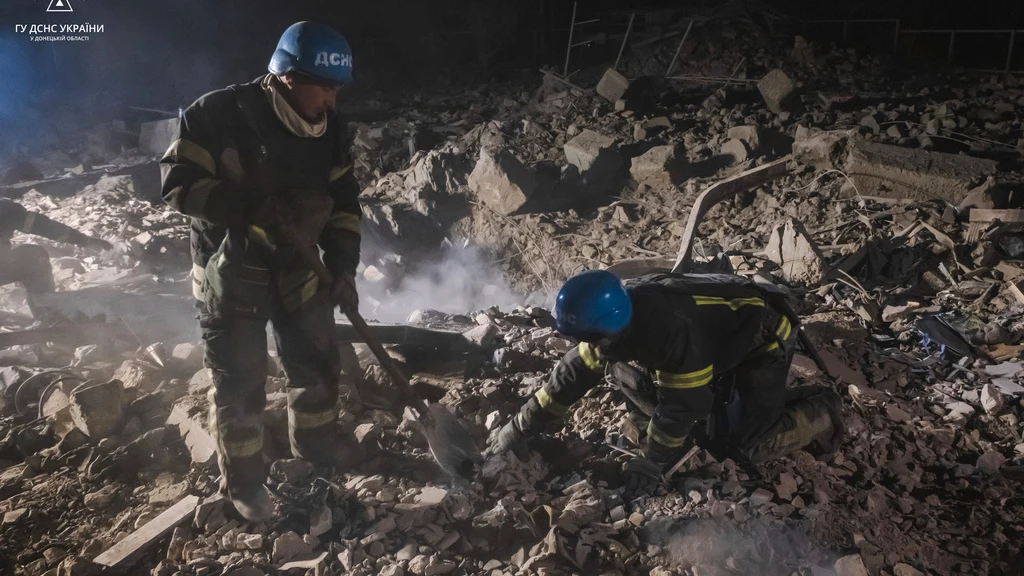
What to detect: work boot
<box><xmin>209</xmin><ymin>390</ymin><xmax>273</xmax><ymax>522</ymax></box>
<box><xmin>745</xmin><ymin>390</ymin><xmax>844</xmax><ymax>464</ymax></box>
<box><xmin>228</xmin><ymin>484</ymin><xmax>275</xmax><ymax>523</ymax></box>
<box><xmin>805</xmin><ymin>390</ymin><xmax>845</xmax><ymax>456</ymax></box>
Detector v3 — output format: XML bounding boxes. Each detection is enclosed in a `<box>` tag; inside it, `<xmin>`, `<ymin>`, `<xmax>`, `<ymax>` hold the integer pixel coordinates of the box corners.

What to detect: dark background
<box><xmin>0</xmin><ymin>0</ymin><xmax>1022</xmax><ymax>145</ymax></box>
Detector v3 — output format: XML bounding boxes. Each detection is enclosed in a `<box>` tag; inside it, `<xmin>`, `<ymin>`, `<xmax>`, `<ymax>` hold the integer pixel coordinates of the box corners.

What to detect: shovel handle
<box><xmin>275</xmin><ymin>222</ymin><xmax>435</xmax><ymax>425</ymax></box>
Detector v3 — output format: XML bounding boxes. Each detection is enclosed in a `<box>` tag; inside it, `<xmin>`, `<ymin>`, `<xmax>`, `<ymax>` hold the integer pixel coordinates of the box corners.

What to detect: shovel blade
<box><xmin>423</xmin><ymin>404</ymin><xmax>482</xmax><ymax>479</ymax></box>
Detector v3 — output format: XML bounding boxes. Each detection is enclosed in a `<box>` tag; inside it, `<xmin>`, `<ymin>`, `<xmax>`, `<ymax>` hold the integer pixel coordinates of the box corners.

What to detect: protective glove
<box><xmin>331</xmin><ymin>272</ymin><xmax>359</xmax><ymax>314</ymax></box>
<box><xmin>624</xmin><ymin>456</ymin><xmax>663</xmax><ymax>495</ymax></box>
<box><xmin>485</xmin><ymin>419</ymin><xmax>527</xmax><ymax>458</ymax></box>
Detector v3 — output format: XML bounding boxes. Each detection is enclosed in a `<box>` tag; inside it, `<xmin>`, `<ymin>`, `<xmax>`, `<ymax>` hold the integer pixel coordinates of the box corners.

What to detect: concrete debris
<box><xmin>845</xmin><ymin>141</ymin><xmax>999</xmax><ymax>203</ymax></box>
<box><xmin>793</xmin><ymin>128</ymin><xmax>856</xmax><ymax>170</ymax></box>
<box><xmin>272</xmin><ymin>531</ymin><xmax>312</xmax><ymax>563</ymax></box>
<box><xmin>564</xmin><ymin>129</ymin><xmax>622</xmax><ymax>182</ymax></box>
<box><xmin>833</xmin><ymin>554</ymin><xmax>869</xmax><ymax>576</ymax></box>
<box><xmin>69</xmin><ymin>379</ymin><xmax>128</xmax><ymax>439</ymax></box>
<box><xmin>757</xmin><ymin>69</ymin><xmax>799</xmax><ymax>114</ymax></box>
<box><xmin>629</xmin><ymin>144</ymin><xmax>688</xmax><ymax>187</ymax></box>
<box><xmin>765</xmin><ymin>218</ymin><xmax>826</xmax><ymax>284</ymax></box>
<box><xmin>596</xmin><ymin>68</ymin><xmax>630</xmax><ymax>103</ymax></box>
<box><xmin>467</xmin><ymin>148</ymin><xmax>538</xmax><ymax>215</ymax></box>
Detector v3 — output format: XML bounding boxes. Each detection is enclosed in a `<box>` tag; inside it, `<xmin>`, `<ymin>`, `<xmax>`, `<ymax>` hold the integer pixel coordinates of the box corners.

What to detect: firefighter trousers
<box><xmin>613</xmin><ymin>348</ymin><xmax>842</xmax><ymax>466</ymax></box>
<box><xmin>200</xmin><ymin>286</ymin><xmax>342</xmax><ymax>498</ymax></box>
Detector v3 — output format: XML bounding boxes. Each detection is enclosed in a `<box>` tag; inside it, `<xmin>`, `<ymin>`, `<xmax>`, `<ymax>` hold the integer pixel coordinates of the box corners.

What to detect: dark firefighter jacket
<box><xmin>159</xmin><ymin>74</ymin><xmax>361</xmax><ymax>309</ymax></box>
<box><xmin>513</xmin><ymin>273</ymin><xmax>793</xmax><ymax>461</ymax></box>
<box><xmin>0</xmin><ymin>198</ymin><xmax>94</xmax><ymax>250</ymax></box>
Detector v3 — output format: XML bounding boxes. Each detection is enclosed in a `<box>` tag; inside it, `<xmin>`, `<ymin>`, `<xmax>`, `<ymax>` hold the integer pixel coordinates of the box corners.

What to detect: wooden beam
<box><xmin>671</xmin><ymin>157</ymin><xmax>792</xmax><ymax>273</ymax></box>
<box><xmin>94</xmin><ymin>494</ymin><xmax>201</xmax><ymax>570</ymax></box>
<box><xmin>0</xmin><ymin>322</ymin><xmax>131</xmax><ymax>349</ymax></box>
<box><xmin>970</xmin><ymin>209</ymin><xmax>1024</xmax><ymax>223</ymax></box>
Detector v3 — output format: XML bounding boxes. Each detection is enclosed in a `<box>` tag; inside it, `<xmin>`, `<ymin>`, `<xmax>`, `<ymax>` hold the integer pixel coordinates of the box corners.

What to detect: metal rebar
<box><xmin>563</xmin><ymin>1</ymin><xmax>577</xmax><ymax>77</ymax></box>
<box><xmin>666</xmin><ymin>20</ymin><xmax>694</xmax><ymax>77</ymax></box>
<box><xmin>948</xmin><ymin>31</ymin><xmax>956</xmax><ymax>63</ymax></box>
<box><xmin>1008</xmin><ymin>31</ymin><xmax>1017</xmax><ymax>73</ymax></box>
<box><xmin>614</xmin><ymin>13</ymin><xmax>635</xmax><ymax>71</ymax></box>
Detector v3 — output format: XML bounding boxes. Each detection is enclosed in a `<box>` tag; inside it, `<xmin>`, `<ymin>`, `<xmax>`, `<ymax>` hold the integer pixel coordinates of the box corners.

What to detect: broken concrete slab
<box><xmin>833</xmin><ymin>554</ymin><xmax>868</xmax><ymax>576</ymax></box>
<box><xmin>139</xmin><ymin>118</ymin><xmax>179</xmax><ymax>157</ymax></box>
<box><xmin>629</xmin><ymin>144</ymin><xmax>688</xmax><ymax>187</ymax></box>
<box><xmin>793</xmin><ymin>128</ymin><xmax>856</xmax><ymax>171</ymax></box>
<box><xmin>757</xmin><ymin>69</ymin><xmax>799</xmax><ymax>114</ymax></box>
<box><xmin>845</xmin><ymin>141</ymin><xmax>999</xmax><ymax>203</ymax></box>
<box><xmin>596</xmin><ymin>68</ymin><xmax>630</xmax><ymax>102</ymax></box>
<box><xmin>69</xmin><ymin>379</ymin><xmax>128</xmax><ymax>439</ymax></box>
<box><xmin>467</xmin><ymin>149</ymin><xmax>538</xmax><ymax>215</ymax></box>
<box><xmin>165</xmin><ymin>395</ymin><xmax>216</xmax><ymax>466</ymax></box>
<box><xmin>564</xmin><ymin>129</ymin><xmax>622</xmax><ymax>182</ymax></box>
<box><xmin>721</xmin><ymin>139</ymin><xmax>749</xmax><ymax>164</ymax></box>
<box><xmin>765</xmin><ymin>219</ymin><xmax>826</xmax><ymax>284</ymax></box>
<box><xmin>273</xmin><ymin>531</ymin><xmax>312</xmax><ymax>563</ymax></box>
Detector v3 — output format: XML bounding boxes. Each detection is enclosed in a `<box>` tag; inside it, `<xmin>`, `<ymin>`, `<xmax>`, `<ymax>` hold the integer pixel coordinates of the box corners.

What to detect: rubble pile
<box><xmin>2</xmin><ymin>10</ymin><xmax>1024</xmax><ymax>576</ymax></box>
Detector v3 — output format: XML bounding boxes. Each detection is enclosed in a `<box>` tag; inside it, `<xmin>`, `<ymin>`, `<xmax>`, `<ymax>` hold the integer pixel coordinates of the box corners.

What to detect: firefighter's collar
<box><xmin>262</xmin><ymin>74</ymin><xmax>328</xmax><ymax>138</ymax></box>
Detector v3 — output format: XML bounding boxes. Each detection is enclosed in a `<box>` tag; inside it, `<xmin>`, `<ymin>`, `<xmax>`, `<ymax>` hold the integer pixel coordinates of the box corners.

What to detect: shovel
<box><xmin>276</xmin><ymin>222</ymin><xmax>483</xmax><ymax>478</ymax></box>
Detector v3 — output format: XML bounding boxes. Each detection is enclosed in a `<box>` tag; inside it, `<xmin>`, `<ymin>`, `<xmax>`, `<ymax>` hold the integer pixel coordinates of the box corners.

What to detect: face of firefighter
<box><xmin>279</xmin><ymin>73</ymin><xmax>339</xmax><ymax>123</ymax></box>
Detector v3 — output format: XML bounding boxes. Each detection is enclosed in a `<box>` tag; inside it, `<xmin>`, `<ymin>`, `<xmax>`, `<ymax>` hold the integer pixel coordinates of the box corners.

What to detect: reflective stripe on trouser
<box><xmin>742</xmin><ymin>387</ymin><xmax>841</xmax><ymax>464</ymax></box>
<box><xmin>202</xmin><ymin>311</ymin><xmax>270</xmax><ymax>498</ymax></box>
<box><xmin>272</xmin><ymin>291</ymin><xmax>342</xmax><ymax>463</ymax></box>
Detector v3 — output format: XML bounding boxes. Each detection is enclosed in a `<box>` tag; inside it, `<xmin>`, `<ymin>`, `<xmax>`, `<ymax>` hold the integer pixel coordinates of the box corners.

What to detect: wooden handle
<box><xmin>275</xmin><ymin>222</ymin><xmax>434</xmax><ymax>424</ymax></box>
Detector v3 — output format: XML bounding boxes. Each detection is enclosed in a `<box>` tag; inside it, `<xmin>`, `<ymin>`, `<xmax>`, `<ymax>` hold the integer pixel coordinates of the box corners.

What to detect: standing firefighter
<box><xmin>0</xmin><ymin>198</ymin><xmax>111</xmax><ymax>318</ymax></box>
<box><xmin>487</xmin><ymin>270</ymin><xmax>844</xmax><ymax>492</ymax></box>
<box><xmin>161</xmin><ymin>22</ymin><xmax>362</xmax><ymax>521</ymax></box>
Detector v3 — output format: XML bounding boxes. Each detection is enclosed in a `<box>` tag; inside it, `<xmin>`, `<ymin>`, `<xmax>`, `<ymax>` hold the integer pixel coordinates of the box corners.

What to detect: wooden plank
<box><xmin>671</xmin><ymin>156</ymin><xmax>792</xmax><ymax>273</ymax></box>
<box><xmin>970</xmin><ymin>208</ymin><xmax>1024</xmax><ymax>223</ymax></box>
<box><xmin>1008</xmin><ymin>279</ymin><xmax>1024</xmax><ymax>305</ymax></box>
<box><xmin>335</xmin><ymin>323</ymin><xmax>469</xmax><ymax>349</ymax></box>
<box><xmin>94</xmin><ymin>494</ymin><xmax>201</xmax><ymax>570</ymax></box>
<box><xmin>0</xmin><ymin>322</ymin><xmax>131</xmax><ymax>349</ymax></box>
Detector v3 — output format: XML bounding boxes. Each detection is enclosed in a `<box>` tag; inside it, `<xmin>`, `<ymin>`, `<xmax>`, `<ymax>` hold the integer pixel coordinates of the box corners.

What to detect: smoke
<box><xmin>642</xmin><ymin>517</ymin><xmax>839</xmax><ymax>575</ymax></box>
<box><xmin>356</xmin><ymin>241</ymin><xmax>530</xmax><ymax>323</ymax></box>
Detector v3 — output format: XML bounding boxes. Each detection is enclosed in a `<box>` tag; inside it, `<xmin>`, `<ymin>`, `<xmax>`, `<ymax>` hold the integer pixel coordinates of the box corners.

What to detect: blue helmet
<box><xmin>269</xmin><ymin>22</ymin><xmax>353</xmax><ymax>85</ymax></box>
<box><xmin>554</xmin><ymin>270</ymin><xmax>633</xmax><ymax>340</ymax></box>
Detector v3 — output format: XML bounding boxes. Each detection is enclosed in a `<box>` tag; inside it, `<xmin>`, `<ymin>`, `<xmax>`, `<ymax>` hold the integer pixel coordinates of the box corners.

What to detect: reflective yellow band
<box><xmin>291</xmin><ymin>406</ymin><xmax>337</xmax><ymax>430</ymax></box>
<box><xmin>281</xmin><ymin>272</ymin><xmax>319</xmax><ymax>310</ymax></box>
<box><xmin>21</xmin><ymin>212</ymin><xmax>35</xmax><ymax>233</ymax></box>
<box><xmin>328</xmin><ymin>165</ymin><xmax>352</xmax><ymax>183</ymax></box>
<box><xmin>514</xmin><ymin>412</ymin><xmax>527</xmax><ymax>430</ymax></box>
<box><xmin>578</xmin><ymin>343</ymin><xmax>604</xmax><ymax>371</ymax></box>
<box><xmin>656</xmin><ymin>365</ymin><xmax>713</xmax><ymax>389</ymax></box>
<box><xmin>184</xmin><ymin>178</ymin><xmax>219</xmax><ymax>216</ymax></box>
<box><xmin>192</xmin><ymin>263</ymin><xmax>206</xmax><ymax>302</ymax></box>
<box><xmin>247</xmin><ymin>225</ymin><xmax>276</xmax><ymax>250</ymax></box>
<box><xmin>535</xmin><ymin>387</ymin><xmax>568</xmax><ymax>416</ymax></box>
<box><xmin>647</xmin><ymin>421</ymin><xmax>687</xmax><ymax>448</ymax></box>
<box><xmin>280</xmin><ymin>269</ymin><xmax>316</xmax><ymax>293</ymax></box>
<box><xmin>764</xmin><ymin>342</ymin><xmax>780</xmax><ymax>353</ymax></box>
<box><xmin>776</xmin><ymin>315</ymin><xmax>792</xmax><ymax>341</ymax></box>
<box><xmin>691</xmin><ymin>296</ymin><xmax>765</xmax><ymax>310</ymax></box>
<box><xmin>163</xmin><ymin>138</ymin><xmax>216</xmax><ymax>176</ymax></box>
<box><xmin>222</xmin><ymin>435</ymin><xmax>263</xmax><ymax>459</ymax></box>
<box><xmin>327</xmin><ymin>211</ymin><xmax>361</xmax><ymax>235</ymax></box>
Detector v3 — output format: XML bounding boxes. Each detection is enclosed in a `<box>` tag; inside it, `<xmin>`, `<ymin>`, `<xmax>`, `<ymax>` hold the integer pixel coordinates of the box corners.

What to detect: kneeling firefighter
<box><xmin>161</xmin><ymin>22</ymin><xmax>363</xmax><ymax>521</ymax></box>
<box><xmin>487</xmin><ymin>270</ymin><xmax>844</xmax><ymax>492</ymax></box>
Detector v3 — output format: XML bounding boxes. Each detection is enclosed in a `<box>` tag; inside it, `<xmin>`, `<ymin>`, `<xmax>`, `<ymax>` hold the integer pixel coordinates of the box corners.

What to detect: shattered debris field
<box><xmin>3</xmin><ymin>9</ymin><xmax>1024</xmax><ymax>576</ymax></box>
